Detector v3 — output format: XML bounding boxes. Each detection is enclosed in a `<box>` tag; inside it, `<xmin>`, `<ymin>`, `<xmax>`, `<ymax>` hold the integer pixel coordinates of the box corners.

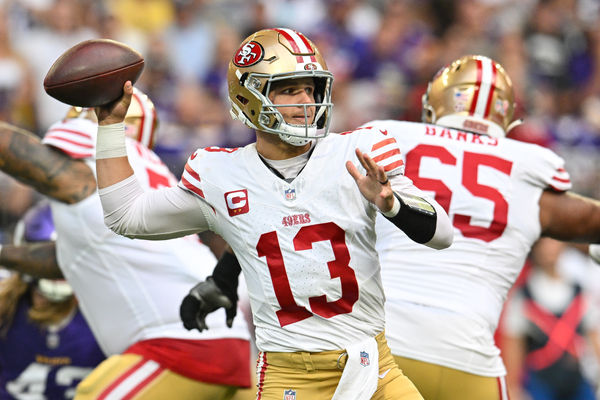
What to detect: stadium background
<box><xmin>0</xmin><ymin>0</ymin><xmax>600</xmax><ymax>394</ymax></box>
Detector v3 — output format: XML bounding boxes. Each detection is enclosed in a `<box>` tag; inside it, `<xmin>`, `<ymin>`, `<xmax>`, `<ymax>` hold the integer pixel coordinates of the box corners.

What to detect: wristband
<box><xmin>96</xmin><ymin>123</ymin><xmax>127</xmax><ymax>159</ymax></box>
<box><xmin>381</xmin><ymin>195</ymin><xmax>401</xmax><ymax>217</ymax></box>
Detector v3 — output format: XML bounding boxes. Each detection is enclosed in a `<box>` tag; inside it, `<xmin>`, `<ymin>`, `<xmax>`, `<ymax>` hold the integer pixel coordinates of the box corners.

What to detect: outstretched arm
<box><xmin>0</xmin><ymin>242</ymin><xmax>63</xmax><ymax>279</ymax></box>
<box><xmin>540</xmin><ymin>190</ymin><xmax>600</xmax><ymax>242</ymax></box>
<box><xmin>346</xmin><ymin>148</ymin><xmax>453</xmax><ymax>249</ymax></box>
<box><xmin>0</xmin><ymin>122</ymin><xmax>96</xmax><ymax>204</ymax></box>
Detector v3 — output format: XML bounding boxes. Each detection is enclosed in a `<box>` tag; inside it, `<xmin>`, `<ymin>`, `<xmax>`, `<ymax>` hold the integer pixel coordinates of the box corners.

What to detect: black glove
<box><xmin>180</xmin><ymin>277</ymin><xmax>232</xmax><ymax>331</ymax></box>
<box><xmin>179</xmin><ymin>250</ymin><xmax>242</xmax><ymax>331</ymax></box>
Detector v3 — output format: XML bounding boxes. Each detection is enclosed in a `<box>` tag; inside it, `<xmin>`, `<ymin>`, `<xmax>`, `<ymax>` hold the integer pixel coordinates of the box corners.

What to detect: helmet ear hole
<box><xmin>236</xmin><ymin>95</ymin><xmax>249</xmax><ymax>105</ymax></box>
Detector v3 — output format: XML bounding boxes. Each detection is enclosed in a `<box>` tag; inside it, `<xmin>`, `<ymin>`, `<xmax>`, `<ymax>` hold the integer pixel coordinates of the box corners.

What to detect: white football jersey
<box><xmin>364</xmin><ymin>120</ymin><xmax>571</xmax><ymax>376</ymax></box>
<box><xmin>42</xmin><ymin>117</ymin><xmax>250</xmax><ymax>355</ymax></box>
<box><xmin>179</xmin><ymin>127</ymin><xmax>407</xmax><ymax>352</ymax></box>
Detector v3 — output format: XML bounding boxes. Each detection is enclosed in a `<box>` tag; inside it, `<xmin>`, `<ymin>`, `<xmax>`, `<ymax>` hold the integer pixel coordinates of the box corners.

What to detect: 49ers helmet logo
<box><xmin>233</xmin><ymin>41</ymin><xmax>264</xmax><ymax>67</ymax></box>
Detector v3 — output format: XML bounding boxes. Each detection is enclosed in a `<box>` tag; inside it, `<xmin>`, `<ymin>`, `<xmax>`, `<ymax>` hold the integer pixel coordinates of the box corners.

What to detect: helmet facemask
<box><xmin>261</xmin><ymin>73</ymin><xmax>332</xmax><ymax>146</ymax></box>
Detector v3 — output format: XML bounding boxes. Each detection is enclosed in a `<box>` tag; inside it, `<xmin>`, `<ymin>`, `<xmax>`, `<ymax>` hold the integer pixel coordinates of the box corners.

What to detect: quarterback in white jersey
<box><xmin>94</xmin><ymin>29</ymin><xmax>453</xmax><ymax>400</ymax></box>
<box><xmin>367</xmin><ymin>55</ymin><xmax>600</xmax><ymax>400</ymax></box>
<box><xmin>0</xmin><ymin>90</ymin><xmax>254</xmax><ymax>400</ymax></box>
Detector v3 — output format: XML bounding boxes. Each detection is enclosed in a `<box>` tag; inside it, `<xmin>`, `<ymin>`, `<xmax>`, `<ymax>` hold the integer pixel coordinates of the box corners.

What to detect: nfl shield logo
<box><xmin>284</xmin><ymin>389</ymin><xmax>296</xmax><ymax>400</ymax></box>
<box><xmin>284</xmin><ymin>188</ymin><xmax>296</xmax><ymax>201</ymax></box>
<box><xmin>360</xmin><ymin>351</ymin><xmax>370</xmax><ymax>367</ymax></box>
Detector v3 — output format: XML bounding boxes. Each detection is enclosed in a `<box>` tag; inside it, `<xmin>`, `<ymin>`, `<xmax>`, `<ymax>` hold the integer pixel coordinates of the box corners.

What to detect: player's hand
<box><xmin>179</xmin><ymin>277</ymin><xmax>233</xmax><ymax>332</ymax></box>
<box><xmin>346</xmin><ymin>148</ymin><xmax>395</xmax><ymax>213</ymax></box>
<box><xmin>94</xmin><ymin>81</ymin><xmax>133</xmax><ymax>126</ymax></box>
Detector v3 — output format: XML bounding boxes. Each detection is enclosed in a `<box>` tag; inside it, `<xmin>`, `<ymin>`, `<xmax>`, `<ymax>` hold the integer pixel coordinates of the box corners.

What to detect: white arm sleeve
<box><xmin>98</xmin><ymin>175</ymin><xmax>213</xmax><ymax>239</ymax></box>
<box><xmin>389</xmin><ymin>174</ymin><xmax>453</xmax><ymax>250</ymax></box>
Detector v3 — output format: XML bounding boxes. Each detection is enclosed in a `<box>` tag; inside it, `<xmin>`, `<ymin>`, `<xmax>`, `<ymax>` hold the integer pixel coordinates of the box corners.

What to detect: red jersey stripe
<box><xmin>44</xmin><ymin>134</ymin><xmax>94</xmax><ymax>148</ymax></box>
<box><xmin>372</xmin><ymin>148</ymin><xmax>401</xmax><ymax>163</ymax></box>
<box><xmin>371</xmin><ymin>138</ymin><xmax>397</xmax><ymax>152</ymax></box>
<box><xmin>47</xmin><ymin>127</ymin><xmax>93</xmax><ymax>139</ymax></box>
<box><xmin>184</xmin><ymin>163</ymin><xmax>202</xmax><ymax>183</ymax></box>
<box><xmin>383</xmin><ymin>160</ymin><xmax>405</xmax><ymax>172</ymax></box>
<box><xmin>181</xmin><ymin>177</ymin><xmax>205</xmax><ymax>198</ymax></box>
<box><xmin>551</xmin><ymin>176</ymin><xmax>571</xmax><ymax>184</ymax></box>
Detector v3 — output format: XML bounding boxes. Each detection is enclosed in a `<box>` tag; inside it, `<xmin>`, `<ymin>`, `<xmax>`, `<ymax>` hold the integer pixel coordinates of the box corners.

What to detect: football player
<box><xmin>0</xmin><ymin>201</ymin><xmax>105</xmax><ymax>399</ymax></box>
<box><xmin>0</xmin><ymin>90</ymin><xmax>254</xmax><ymax>400</ymax></box>
<box><xmin>93</xmin><ymin>28</ymin><xmax>453</xmax><ymax>400</ymax></box>
<box><xmin>365</xmin><ymin>55</ymin><xmax>600</xmax><ymax>400</ymax></box>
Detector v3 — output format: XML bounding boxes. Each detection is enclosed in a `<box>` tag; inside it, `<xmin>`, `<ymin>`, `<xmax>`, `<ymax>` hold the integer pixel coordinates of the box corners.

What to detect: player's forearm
<box><xmin>0</xmin><ymin>242</ymin><xmax>64</xmax><ymax>279</ymax></box>
<box><xmin>386</xmin><ymin>177</ymin><xmax>453</xmax><ymax>249</ymax></box>
<box><xmin>540</xmin><ymin>191</ymin><xmax>600</xmax><ymax>242</ymax></box>
<box><xmin>95</xmin><ymin>123</ymin><xmax>134</xmax><ymax>188</ymax></box>
<box><xmin>0</xmin><ymin>125</ymin><xmax>95</xmax><ymax>203</ymax></box>
<box><xmin>98</xmin><ymin>176</ymin><xmax>212</xmax><ymax>239</ymax></box>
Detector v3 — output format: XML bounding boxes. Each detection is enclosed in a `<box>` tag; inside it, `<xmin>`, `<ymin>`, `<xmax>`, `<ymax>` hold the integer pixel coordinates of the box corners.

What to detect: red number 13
<box><xmin>256</xmin><ymin>222</ymin><xmax>359</xmax><ymax>327</ymax></box>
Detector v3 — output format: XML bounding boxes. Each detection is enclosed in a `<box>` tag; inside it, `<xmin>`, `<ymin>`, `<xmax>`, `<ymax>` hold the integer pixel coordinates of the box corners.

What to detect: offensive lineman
<box><xmin>0</xmin><ymin>90</ymin><xmax>254</xmax><ymax>399</ymax></box>
<box><xmin>93</xmin><ymin>28</ymin><xmax>453</xmax><ymax>400</ymax></box>
<box><xmin>367</xmin><ymin>55</ymin><xmax>600</xmax><ymax>400</ymax></box>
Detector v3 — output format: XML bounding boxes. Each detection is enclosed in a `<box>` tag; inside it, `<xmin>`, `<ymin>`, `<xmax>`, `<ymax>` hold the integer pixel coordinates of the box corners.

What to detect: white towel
<box><xmin>332</xmin><ymin>336</ymin><xmax>379</xmax><ymax>400</ymax></box>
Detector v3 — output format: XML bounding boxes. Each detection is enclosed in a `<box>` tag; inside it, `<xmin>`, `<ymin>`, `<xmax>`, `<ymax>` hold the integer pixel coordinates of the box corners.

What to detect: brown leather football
<box><xmin>44</xmin><ymin>39</ymin><xmax>144</xmax><ymax>107</ymax></box>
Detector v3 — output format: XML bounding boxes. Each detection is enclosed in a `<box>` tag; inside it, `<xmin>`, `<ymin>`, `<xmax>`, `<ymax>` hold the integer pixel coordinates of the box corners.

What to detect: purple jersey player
<box><xmin>0</xmin><ymin>202</ymin><xmax>104</xmax><ymax>399</ymax></box>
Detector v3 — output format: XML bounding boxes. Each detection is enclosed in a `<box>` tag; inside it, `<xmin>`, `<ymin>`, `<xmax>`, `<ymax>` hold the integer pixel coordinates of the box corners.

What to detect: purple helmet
<box><xmin>14</xmin><ymin>201</ymin><xmax>72</xmax><ymax>302</ymax></box>
<box><xmin>14</xmin><ymin>201</ymin><xmax>56</xmax><ymax>244</ymax></box>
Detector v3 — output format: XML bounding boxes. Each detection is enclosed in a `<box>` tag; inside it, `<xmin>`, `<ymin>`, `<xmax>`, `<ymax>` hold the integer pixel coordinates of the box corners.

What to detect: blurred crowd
<box><xmin>0</xmin><ymin>0</ymin><xmax>600</xmax><ymax>234</ymax></box>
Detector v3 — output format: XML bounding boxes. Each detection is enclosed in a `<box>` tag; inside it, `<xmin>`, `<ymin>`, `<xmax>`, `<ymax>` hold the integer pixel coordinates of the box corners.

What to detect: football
<box><xmin>44</xmin><ymin>39</ymin><xmax>144</xmax><ymax>107</ymax></box>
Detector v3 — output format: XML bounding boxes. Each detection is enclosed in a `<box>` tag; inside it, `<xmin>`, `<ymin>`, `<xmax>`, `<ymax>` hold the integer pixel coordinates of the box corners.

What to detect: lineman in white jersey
<box><xmin>93</xmin><ymin>28</ymin><xmax>453</xmax><ymax>400</ymax></box>
<box><xmin>0</xmin><ymin>90</ymin><xmax>254</xmax><ymax>400</ymax></box>
<box><xmin>365</xmin><ymin>55</ymin><xmax>600</xmax><ymax>400</ymax></box>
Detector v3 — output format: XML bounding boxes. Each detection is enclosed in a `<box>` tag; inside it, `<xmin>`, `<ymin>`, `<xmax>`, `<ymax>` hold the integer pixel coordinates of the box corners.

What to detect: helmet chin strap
<box><xmin>278</xmin><ymin>124</ymin><xmax>317</xmax><ymax>146</ymax></box>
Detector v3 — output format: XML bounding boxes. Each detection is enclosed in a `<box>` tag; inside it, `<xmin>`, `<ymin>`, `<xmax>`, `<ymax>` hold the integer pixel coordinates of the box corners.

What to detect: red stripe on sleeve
<box><xmin>181</xmin><ymin>177</ymin><xmax>205</xmax><ymax>198</ymax></box>
<box><xmin>44</xmin><ymin>134</ymin><xmax>94</xmax><ymax>148</ymax></box>
<box><xmin>372</xmin><ymin>148</ymin><xmax>401</xmax><ymax>163</ymax></box>
<box><xmin>383</xmin><ymin>160</ymin><xmax>405</xmax><ymax>172</ymax></box>
<box><xmin>184</xmin><ymin>163</ymin><xmax>202</xmax><ymax>183</ymax></box>
<box><xmin>371</xmin><ymin>138</ymin><xmax>397</xmax><ymax>152</ymax></box>
<box><xmin>47</xmin><ymin>127</ymin><xmax>93</xmax><ymax>139</ymax></box>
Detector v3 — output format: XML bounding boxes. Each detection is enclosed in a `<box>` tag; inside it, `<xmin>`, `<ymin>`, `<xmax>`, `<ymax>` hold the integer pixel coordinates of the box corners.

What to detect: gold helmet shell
<box><xmin>422</xmin><ymin>55</ymin><xmax>520</xmax><ymax>138</ymax></box>
<box><xmin>227</xmin><ymin>28</ymin><xmax>334</xmax><ymax>146</ymax></box>
<box><xmin>64</xmin><ymin>87</ymin><xmax>158</xmax><ymax>149</ymax></box>
<box><xmin>124</xmin><ymin>87</ymin><xmax>159</xmax><ymax>149</ymax></box>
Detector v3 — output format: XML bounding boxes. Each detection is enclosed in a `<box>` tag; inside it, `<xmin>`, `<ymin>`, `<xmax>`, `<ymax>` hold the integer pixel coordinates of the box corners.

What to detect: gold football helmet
<box><xmin>227</xmin><ymin>28</ymin><xmax>334</xmax><ymax>146</ymax></box>
<box><xmin>422</xmin><ymin>55</ymin><xmax>520</xmax><ymax>138</ymax></box>
<box><xmin>65</xmin><ymin>87</ymin><xmax>159</xmax><ymax>149</ymax></box>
